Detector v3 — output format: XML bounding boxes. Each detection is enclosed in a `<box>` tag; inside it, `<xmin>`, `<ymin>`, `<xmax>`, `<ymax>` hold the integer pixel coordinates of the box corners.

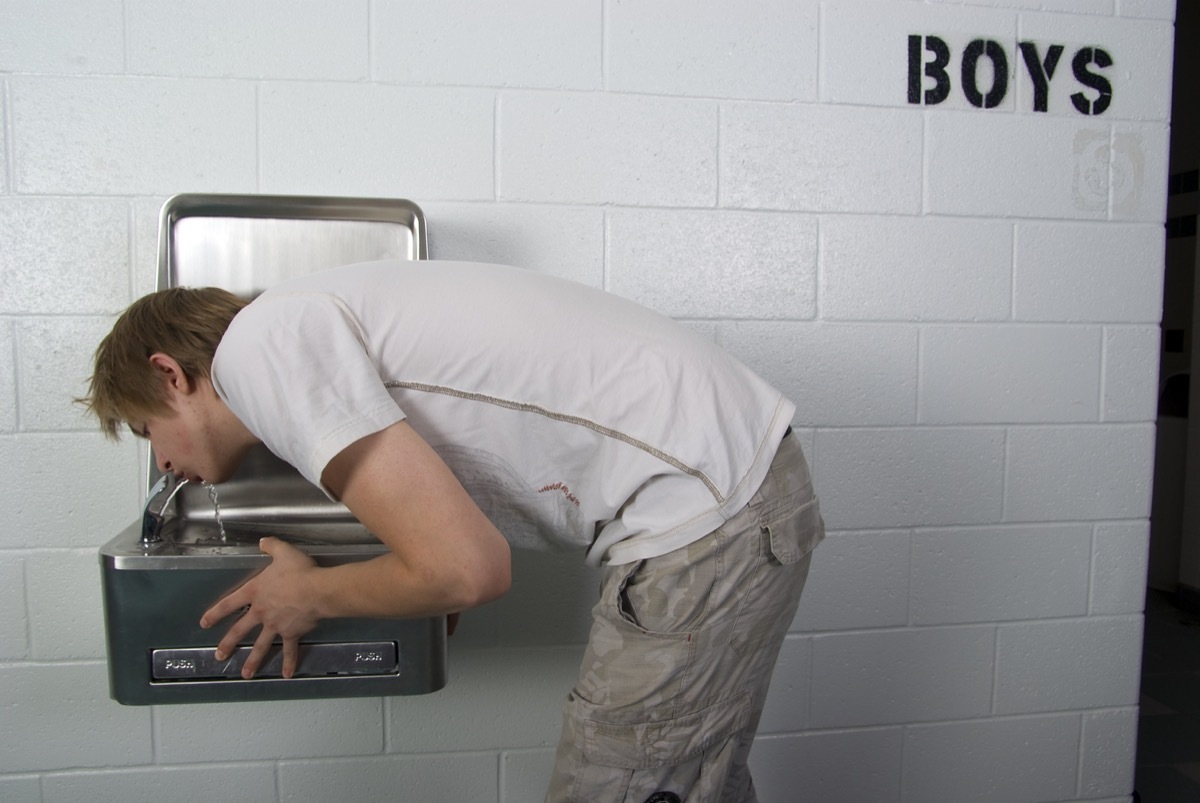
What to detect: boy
<box><xmin>83</xmin><ymin>259</ymin><xmax>823</xmax><ymax>803</ymax></box>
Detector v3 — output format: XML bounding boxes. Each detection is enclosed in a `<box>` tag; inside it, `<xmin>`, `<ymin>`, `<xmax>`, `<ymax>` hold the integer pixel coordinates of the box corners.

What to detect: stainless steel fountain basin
<box><xmin>100</xmin><ymin>515</ymin><xmax>447</xmax><ymax>705</ymax></box>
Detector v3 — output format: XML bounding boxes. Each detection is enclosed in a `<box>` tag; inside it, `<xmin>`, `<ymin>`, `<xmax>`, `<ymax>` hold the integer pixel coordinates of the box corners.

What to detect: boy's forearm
<box><xmin>309</xmin><ymin>549</ymin><xmax>508</xmax><ymax>621</ymax></box>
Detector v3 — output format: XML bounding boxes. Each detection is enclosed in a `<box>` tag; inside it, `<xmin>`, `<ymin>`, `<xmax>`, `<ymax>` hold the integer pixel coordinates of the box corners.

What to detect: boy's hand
<box><xmin>200</xmin><ymin>536</ymin><xmax>321</xmax><ymax>679</ymax></box>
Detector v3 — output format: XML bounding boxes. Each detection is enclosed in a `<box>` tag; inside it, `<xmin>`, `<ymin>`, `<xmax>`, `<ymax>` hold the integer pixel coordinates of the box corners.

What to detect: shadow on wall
<box><xmin>453</xmin><ymin>548</ymin><xmax>602</xmax><ymax>649</ymax></box>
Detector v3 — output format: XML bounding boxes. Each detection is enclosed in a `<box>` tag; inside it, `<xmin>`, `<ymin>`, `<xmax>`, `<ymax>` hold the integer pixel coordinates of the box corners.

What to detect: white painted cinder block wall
<box><xmin>0</xmin><ymin>1</ymin><xmax>1175</xmax><ymax>801</ymax></box>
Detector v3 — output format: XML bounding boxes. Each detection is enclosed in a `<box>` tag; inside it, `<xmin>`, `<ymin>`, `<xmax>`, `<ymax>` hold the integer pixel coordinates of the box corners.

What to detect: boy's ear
<box><xmin>147</xmin><ymin>353</ymin><xmax>194</xmax><ymax>395</ymax></box>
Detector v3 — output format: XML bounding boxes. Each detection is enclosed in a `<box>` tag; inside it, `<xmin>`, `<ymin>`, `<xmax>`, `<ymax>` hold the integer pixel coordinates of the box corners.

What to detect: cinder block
<box><xmin>1103</xmin><ymin>326</ymin><xmax>1160</xmax><ymax>421</ymax></box>
<box><xmin>156</xmin><ymin>697</ymin><xmax>384</xmax><ymax>762</ymax></box>
<box><xmin>279</xmin><ymin>753</ymin><xmax>498</xmax><ymax>801</ymax></box>
<box><xmin>0</xmin><ymin>199</ymin><xmax>131</xmax><ymax>315</ymax></box>
<box><xmin>0</xmin><ymin>322</ymin><xmax>14</xmax><ymax>433</ymax></box>
<box><xmin>902</xmin><ymin>715</ymin><xmax>1080</xmax><ymax>802</ymax></box>
<box><xmin>919</xmin><ymin>324</ymin><xmax>1102</xmax><ymax>424</ymax></box>
<box><xmin>126</xmin><ymin>0</ymin><xmax>368</xmax><ymax>79</ymax></box>
<box><xmin>994</xmin><ymin>616</ymin><xmax>1143</xmax><ymax>713</ymax></box>
<box><xmin>1004</xmin><ymin>424</ymin><xmax>1154</xmax><ymax>521</ymax></box>
<box><xmin>26</xmin><ymin>549</ymin><xmax>105</xmax><ymax>660</ymax></box>
<box><xmin>720</xmin><ymin>323</ymin><xmax>916</xmax><ymax>427</ymax></box>
<box><xmin>43</xmin><ymin>764</ymin><xmax>277</xmax><ymax>802</ymax></box>
<box><xmin>0</xmin><ymin>433</ymin><xmax>141</xmax><ymax>549</ymax></box>
<box><xmin>1079</xmin><ymin>708</ymin><xmax>1139</xmax><ymax>797</ymax></box>
<box><xmin>927</xmin><ymin>113</ymin><xmax>1111</xmax><ymax>220</ymax></box>
<box><xmin>0</xmin><ymin>776</ymin><xmax>40</xmax><ymax>803</ymax></box>
<box><xmin>11</xmin><ymin>77</ymin><xmax>257</xmax><ymax>195</ymax></box>
<box><xmin>1014</xmin><ymin>222</ymin><xmax>1164</xmax><ymax>323</ymax></box>
<box><xmin>823</xmin><ymin>0</ymin><xmax>1016</xmax><ymax>109</ymax></box>
<box><xmin>1016</xmin><ymin>12</ymin><xmax>1173</xmax><ymax>120</ymax></box>
<box><xmin>821</xmin><ymin>216</ymin><xmax>1012</xmax><ymax>322</ymax></box>
<box><xmin>813</xmin><ymin>428</ymin><xmax>1005</xmax><ymax>529</ymax></box>
<box><xmin>794</xmin><ymin>531</ymin><xmax>911</xmax><ymax>632</ymax></box>
<box><xmin>757</xmin><ymin>635</ymin><xmax>812</xmax><ymax>734</ymax></box>
<box><xmin>0</xmin><ymin>0</ymin><xmax>123</xmax><ymax>74</ymax></box>
<box><xmin>721</xmin><ymin>104</ymin><xmax>922</xmax><ymax>213</ymax></box>
<box><xmin>811</xmin><ymin>626</ymin><xmax>995</xmax><ymax>727</ymax></box>
<box><xmin>373</xmin><ymin>0</ymin><xmax>599</xmax><ymax>90</ymax></box>
<box><xmin>386</xmin><ymin>646</ymin><xmax>580</xmax><ymax>753</ymax></box>
<box><xmin>1091</xmin><ymin>522</ymin><xmax>1150</xmax><ymax>614</ymax></box>
<box><xmin>498</xmin><ymin>92</ymin><xmax>717</xmax><ymax>206</ymax></box>
<box><xmin>750</xmin><ymin>729</ymin><xmax>903</xmax><ymax>802</ymax></box>
<box><xmin>17</xmin><ymin>317</ymin><xmax>120</xmax><ymax>432</ymax></box>
<box><xmin>422</xmin><ymin>202</ymin><xmax>604</xmax><ymax>288</ymax></box>
<box><xmin>607</xmin><ymin>209</ymin><xmax>817</xmax><ymax>319</ymax></box>
<box><xmin>607</xmin><ymin>0</ymin><xmax>817</xmax><ymax>101</ymax></box>
<box><xmin>0</xmin><ymin>662</ymin><xmax>152</xmax><ymax>772</ymax></box>
<box><xmin>260</xmin><ymin>84</ymin><xmax>495</xmax><ymax>200</ymax></box>
<box><xmin>502</xmin><ymin>749</ymin><xmax>556</xmax><ymax>803</ymax></box>
<box><xmin>910</xmin><ymin>524</ymin><xmax>1091</xmax><ymax>624</ymax></box>
<box><xmin>0</xmin><ymin>555</ymin><xmax>27</xmax><ymax>659</ymax></box>
<box><xmin>1117</xmin><ymin>0</ymin><xmax>1178</xmax><ymax>19</ymax></box>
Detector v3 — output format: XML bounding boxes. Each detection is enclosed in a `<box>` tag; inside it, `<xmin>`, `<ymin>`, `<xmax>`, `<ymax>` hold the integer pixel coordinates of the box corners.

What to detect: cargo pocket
<box><xmin>763</xmin><ymin>495</ymin><xmax>824</xmax><ymax>565</ymax></box>
<box><xmin>580</xmin><ymin>689</ymin><xmax>751</xmax><ymax>769</ymax></box>
<box><xmin>564</xmin><ymin>691</ymin><xmax>752</xmax><ymax>802</ymax></box>
<box><xmin>726</xmin><ymin>496</ymin><xmax>823</xmax><ymax>658</ymax></box>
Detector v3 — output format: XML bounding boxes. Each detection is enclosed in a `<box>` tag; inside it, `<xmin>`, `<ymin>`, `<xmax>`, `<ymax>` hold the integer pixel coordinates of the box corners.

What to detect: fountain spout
<box><xmin>141</xmin><ymin>475</ymin><xmax>189</xmax><ymax>545</ymax></box>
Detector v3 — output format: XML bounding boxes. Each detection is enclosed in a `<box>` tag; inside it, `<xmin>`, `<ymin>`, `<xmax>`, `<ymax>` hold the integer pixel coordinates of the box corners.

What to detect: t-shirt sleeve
<box><xmin>211</xmin><ymin>291</ymin><xmax>406</xmax><ymax>496</ymax></box>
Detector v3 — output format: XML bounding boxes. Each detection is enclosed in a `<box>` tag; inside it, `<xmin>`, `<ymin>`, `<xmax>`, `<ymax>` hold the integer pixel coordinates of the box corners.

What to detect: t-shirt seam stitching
<box><xmin>384</xmin><ymin>379</ymin><xmax>726</xmax><ymax>504</ymax></box>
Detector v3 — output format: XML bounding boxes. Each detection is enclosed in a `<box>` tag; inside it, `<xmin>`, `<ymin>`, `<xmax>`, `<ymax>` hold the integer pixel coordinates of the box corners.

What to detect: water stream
<box><xmin>202</xmin><ymin>481</ymin><xmax>227</xmax><ymax>541</ymax></box>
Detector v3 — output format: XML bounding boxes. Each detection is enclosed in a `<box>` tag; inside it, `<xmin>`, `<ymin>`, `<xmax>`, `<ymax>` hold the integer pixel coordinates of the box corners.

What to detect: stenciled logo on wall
<box><xmin>907</xmin><ymin>36</ymin><xmax>1113</xmax><ymax>115</ymax></box>
<box><xmin>907</xmin><ymin>35</ymin><xmax>1142</xmax><ymax>213</ymax></box>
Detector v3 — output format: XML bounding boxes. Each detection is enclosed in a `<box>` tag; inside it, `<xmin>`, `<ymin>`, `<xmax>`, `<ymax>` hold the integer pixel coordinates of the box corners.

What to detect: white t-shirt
<box><xmin>211</xmin><ymin>260</ymin><xmax>796</xmax><ymax>566</ymax></box>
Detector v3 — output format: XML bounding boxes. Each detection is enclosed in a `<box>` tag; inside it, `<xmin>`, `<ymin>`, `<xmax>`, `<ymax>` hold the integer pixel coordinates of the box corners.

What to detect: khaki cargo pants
<box><xmin>547</xmin><ymin>433</ymin><xmax>824</xmax><ymax>803</ymax></box>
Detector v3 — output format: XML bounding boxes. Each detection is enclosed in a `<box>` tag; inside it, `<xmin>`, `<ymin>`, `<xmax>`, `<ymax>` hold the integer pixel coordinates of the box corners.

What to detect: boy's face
<box><xmin>132</xmin><ymin>407</ymin><xmax>219</xmax><ymax>484</ymax></box>
<box><xmin>132</xmin><ymin>353</ymin><xmax>255</xmax><ymax>484</ymax></box>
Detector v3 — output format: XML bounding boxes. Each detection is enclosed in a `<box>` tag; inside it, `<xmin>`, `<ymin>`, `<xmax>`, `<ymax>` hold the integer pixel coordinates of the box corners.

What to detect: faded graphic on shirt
<box><xmin>433</xmin><ymin>443</ymin><xmax>586</xmax><ymax>551</ymax></box>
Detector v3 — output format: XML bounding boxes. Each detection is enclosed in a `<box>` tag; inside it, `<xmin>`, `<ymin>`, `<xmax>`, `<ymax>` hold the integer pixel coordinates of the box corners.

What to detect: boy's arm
<box><xmin>200</xmin><ymin>420</ymin><xmax>512</xmax><ymax>678</ymax></box>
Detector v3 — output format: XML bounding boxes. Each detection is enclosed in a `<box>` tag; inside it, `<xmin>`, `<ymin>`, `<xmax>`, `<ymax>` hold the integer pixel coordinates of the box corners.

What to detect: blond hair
<box><xmin>80</xmin><ymin>287</ymin><xmax>248</xmax><ymax>439</ymax></box>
